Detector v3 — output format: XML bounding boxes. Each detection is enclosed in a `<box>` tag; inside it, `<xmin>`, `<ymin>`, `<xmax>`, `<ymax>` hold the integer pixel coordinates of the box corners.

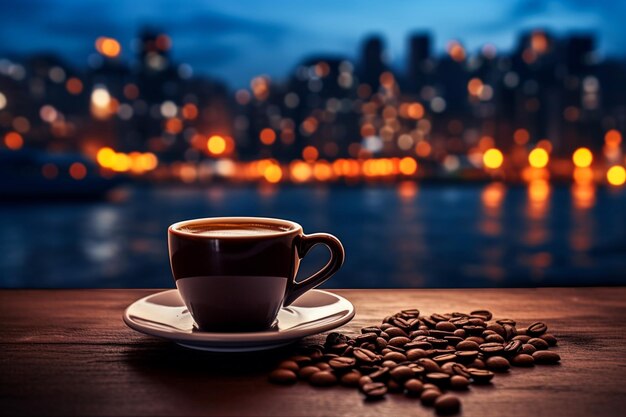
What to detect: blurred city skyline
<box><xmin>1</xmin><ymin>0</ymin><xmax>625</xmax><ymax>87</ymax></box>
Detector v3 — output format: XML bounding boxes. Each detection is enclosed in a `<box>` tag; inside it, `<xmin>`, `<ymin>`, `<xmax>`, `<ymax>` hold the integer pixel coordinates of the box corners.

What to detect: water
<box><xmin>1</xmin><ymin>183</ymin><xmax>625</xmax><ymax>288</ymax></box>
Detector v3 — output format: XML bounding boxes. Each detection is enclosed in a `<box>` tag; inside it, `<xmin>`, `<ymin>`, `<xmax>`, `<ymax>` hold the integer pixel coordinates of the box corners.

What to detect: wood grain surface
<box><xmin>1</xmin><ymin>288</ymin><xmax>625</xmax><ymax>416</ymax></box>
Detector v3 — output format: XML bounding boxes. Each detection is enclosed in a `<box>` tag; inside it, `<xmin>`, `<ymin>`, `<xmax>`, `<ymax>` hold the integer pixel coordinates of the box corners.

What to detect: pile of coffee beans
<box><xmin>269</xmin><ymin>309</ymin><xmax>560</xmax><ymax>415</ymax></box>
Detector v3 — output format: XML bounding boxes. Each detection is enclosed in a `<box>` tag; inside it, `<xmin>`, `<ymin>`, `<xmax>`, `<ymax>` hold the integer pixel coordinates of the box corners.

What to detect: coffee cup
<box><xmin>168</xmin><ymin>217</ymin><xmax>344</xmax><ymax>331</ymax></box>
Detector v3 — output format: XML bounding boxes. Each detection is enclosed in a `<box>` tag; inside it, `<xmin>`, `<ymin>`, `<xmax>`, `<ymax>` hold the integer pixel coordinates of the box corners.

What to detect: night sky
<box><xmin>0</xmin><ymin>0</ymin><xmax>624</xmax><ymax>87</ymax></box>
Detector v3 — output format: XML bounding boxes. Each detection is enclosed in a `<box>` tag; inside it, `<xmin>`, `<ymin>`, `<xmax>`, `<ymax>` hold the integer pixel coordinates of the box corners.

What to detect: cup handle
<box><xmin>283</xmin><ymin>233</ymin><xmax>345</xmax><ymax>306</ymax></box>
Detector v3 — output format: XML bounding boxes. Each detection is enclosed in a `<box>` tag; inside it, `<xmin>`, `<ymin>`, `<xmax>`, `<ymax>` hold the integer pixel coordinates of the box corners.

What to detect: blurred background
<box><xmin>1</xmin><ymin>0</ymin><xmax>625</xmax><ymax>288</ymax></box>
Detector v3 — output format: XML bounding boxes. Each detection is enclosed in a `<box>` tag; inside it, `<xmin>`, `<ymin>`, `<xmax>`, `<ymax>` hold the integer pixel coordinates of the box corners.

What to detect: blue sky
<box><xmin>0</xmin><ymin>0</ymin><xmax>624</xmax><ymax>87</ymax></box>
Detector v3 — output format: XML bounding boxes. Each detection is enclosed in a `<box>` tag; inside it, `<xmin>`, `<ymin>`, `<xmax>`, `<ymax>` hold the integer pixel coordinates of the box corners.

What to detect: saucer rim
<box><xmin>123</xmin><ymin>289</ymin><xmax>355</xmax><ymax>345</ymax></box>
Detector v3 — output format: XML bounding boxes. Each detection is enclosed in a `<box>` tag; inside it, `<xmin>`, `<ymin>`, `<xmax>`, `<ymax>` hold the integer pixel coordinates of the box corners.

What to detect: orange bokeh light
<box><xmin>529</xmin><ymin>148</ymin><xmax>549</xmax><ymax>168</ymax></box>
<box><xmin>483</xmin><ymin>148</ymin><xmax>503</xmax><ymax>169</ymax></box>
<box><xmin>259</xmin><ymin>128</ymin><xmax>276</xmax><ymax>145</ymax></box>
<box><xmin>4</xmin><ymin>132</ymin><xmax>23</xmax><ymax>150</ymax></box>
<box><xmin>605</xmin><ymin>130</ymin><xmax>622</xmax><ymax>148</ymax></box>
<box><xmin>95</xmin><ymin>37</ymin><xmax>121</xmax><ymax>58</ymax></box>
<box><xmin>207</xmin><ymin>135</ymin><xmax>227</xmax><ymax>155</ymax></box>
<box><xmin>302</xmin><ymin>146</ymin><xmax>319</xmax><ymax>162</ymax></box>
<box><xmin>407</xmin><ymin>103</ymin><xmax>424</xmax><ymax>119</ymax></box>
<box><xmin>263</xmin><ymin>164</ymin><xmax>282</xmax><ymax>183</ymax></box>
<box><xmin>399</xmin><ymin>157</ymin><xmax>418</xmax><ymax>175</ymax></box>
<box><xmin>415</xmin><ymin>141</ymin><xmax>431</xmax><ymax>158</ymax></box>
<box><xmin>607</xmin><ymin>166</ymin><xmax>626</xmax><ymax>186</ymax></box>
<box><xmin>572</xmin><ymin>148</ymin><xmax>593</xmax><ymax>168</ymax></box>
<box><xmin>182</xmin><ymin>103</ymin><xmax>198</xmax><ymax>120</ymax></box>
<box><xmin>65</xmin><ymin>78</ymin><xmax>83</xmax><ymax>95</ymax></box>
<box><xmin>69</xmin><ymin>162</ymin><xmax>87</xmax><ymax>180</ymax></box>
<box><xmin>514</xmin><ymin>129</ymin><xmax>530</xmax><ymax>145</ymax></box>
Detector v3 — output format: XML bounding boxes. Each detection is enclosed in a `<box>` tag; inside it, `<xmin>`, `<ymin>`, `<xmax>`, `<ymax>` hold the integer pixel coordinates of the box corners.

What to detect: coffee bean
<box><xmin>468</xmin><ymin>368</ymin><xmax>495</xmax><ymax>384</ymax></box>
<box><xmin>450</xmin><ymin>375</ymin><xmax>470</xmax><ymax>391</ymax></box>
<box><xmin>298</xmin><ymin>366</ymin><xmax>320</xmax><ymax>379</ymax></box>
<box><xmin>454</xmin><ymin>350</ymin><xmax>479</xmax><ymax>364</ymax></box>
<box><xmin>277</xmin><ymin>360</ymin><xmax>299</xmax><ymax>372</ymax></box>
<box><xmin>417</xmin><ymin>358</ymin><xmax>441</xmax><ymax>373</ymax></box>
<box><xmin>436</xmin><ymin>321</ymin><xmax>458</xmax><ymax>332</ymax></box>
<box><xmin>468</xmin><ymin>358</ymin><xmax>486</xmax><ymax>369</ymax></box>
<box><xmin>512</xmin><ymin>335</ymin><xmax>531</xmax><ymax>343</ymax></box>
<box><xmin>485</xmin><ymin>334</ymin><xmax>505</xmax><ymax>344</ymax></box>
<box><xmin>358</xmin><ymin>375</ymin><xmax>373</xmax><ymax>387</ymax></box>
<box><xmin>528</xmin><ymin>338</ymin><xmax>549</xmax><ymax>350</ymax></box>
<box><xmin>520</xmin><ymin>343</ymin><xmax>537</xmax><ymax>355</ymax></box>
<box><xmin>404</xmin><ymin>378</ymin><xmax>424</xmax><ymax>396</ymax></box>
<box><xmin>479</xmin><ymin>342</ymin><xmax>505</xmax><ymax>356</ymax></box>
<box><xmin>407</xmin><ymin>349</ymin><xmax>429</xmax><ymax>361</ymax></box>
<box><xmin>422</xmin><ymin>317</ymin><xmax>437</xmax><ymax>328</ymax></box>
<box><xmin>435</xmin><ymin>394</ymin><xmax>461</xmax><ymax>415</ymax></box>
<box><xmin>454</xmin><ymin>329</ymin><xmax>467</xmax><ymax>338</ymax></box>
<box><xmin>329</xmin><ymin>356</ymin><xmax>356</xmax><ymax>371</ymax></box>
<box><xmin>444</xmin><ymin>336</ymin><xmax>464</xmax><ymax>347</ymax></box>
<box><xmin>405</xmin><ymin>341</ymin><xmax>433</xmax><ymax>350</ymax></box>
<box><xmin>486</xmin><ymin>356</ymin><xmax>510</xmax><ymax>372</ymax></box>
<box><xmin>429</xmin><ymin>330</ymin><xmax>455</xmax><ymax>339</ymax></box>
<box><xmin>389</xmin><ymin>336</ymin><xmax>411</xmax><ymax>347</ymax></box>
<box><xmin>390</xmin><ymin>365</ymin><xmax>414</xmax><ymax>382</ymax></box>
<box><xmin>361</xmin><ymin>326</ymin><xmax>381</xmax><ymax>335</ymax></box>
<box><xmin>408</xmin><ymin>364</ymin><xmax>425</xmax><ymax>375</ymax></box>
<box><xmin>409</xmin><ymin>329</ymin><xmax>430</xmax><ymax>338</ymax></box>
<box><xmin>321</xmin><ymin>353</ymin><xmax>339</xmax><ymax>362</ymax></box>
<box><xmin>355</xmin><ymin>333</ymin><xmax>377</xmax><ymax>345</ymax></box>
<box><xmin>425</xmin><ymin>372</ymin><xmax>451</xmax><ymax>388</ymax></box>
<box><xmin>421</xmin><ymin>389</ymin><xmax>442</xmax><ymax>406</ymax></box>
<box><xmin>385</xmin><ymin>345</ymin><xmax>405</xmax><ymax>353</ymax></box>
<box><xmin>496</xmin><ymin>319</ymin><xmax>516</xmax><ymax>326</ymax></box>
<box><xmin>269</xmin><ymin>369</ymin><xmax>297</xmax><ymax>384</ymax></box>
<box><xmin>375</xmin><ymin>337</ymin><xmax>388</xmax><ymax>350</ymax></box>
<box><xmin>388</xmin><ymin>379</ymin><xmax>403</xmax><ymax>392</ymax></box>
<box><xmin>503</xmin><ymin>340</ymin><xmax>523</xmax><ymax>356</ymax></box>
<box><xmin>340</xmin><ymin>370</ymin><xmax>362</xmax><ymax>386</ymax></box>
<box><xmin>468</xmin><ymin>318</ymin><xmax>487</xmax><ymax>327</ymax></box>
<box><xmin>359</xmin><ymin>365</ymin><xmax>380</xmax><ymax>375</ymax></box>
<box><xmin>309</xmin><ymin>370</ymin><xmax>337</xmax><ymax>387</ymax></box>
<box><xmin>485</xmin><ymin>323</ymin><xmax>505</xmax><ymax>337</ymax></box>
<box><xmin>527</xmin><ymin>322</ymin><xmax>548</xmax><ymax>337</ymax></box>
<box><xmin>379</xmin><ymin>331</ymin><xmax>390</xmax><ymax>340</ymax></box>
<box><xmin>369</xmin><ymin>367</ymin><xmax>389</xmax><ymax>381</ymax></box>
<box><xmin>427</xmin><ymin>338</ymin><xmax>450</xmax><ymax>349</ymax></box>
<box><xmin>450</xmin><ymin>363</ymin><xmax>471</xmax><ymax>378</ymax></box>
<box><xmin>465</xmin><ymin>336</ymin><xmax>485</xmax><ymax>345</ymax></box>
<box><xmin>385</xmin><ymin>327</ymin><xmax>408</xmax><ymax>338</ymax></box>
<box><xmin>391</xmin><ymin>317</ymin><xmax>411</xmax><ymax>330</ymax></box>
<box><xmin>533</xmin><ymin>350</ymin><xmax>561</xmax><ymax>364</ymax></box>
<box><xmin>401</xmin><ymin>308</ymin><xmax>420</xmax><ymax>317</ymax></box>
<box><xmin>383</xmin><ymin>351</ymin><xmax>406</xmax><ymax>362</ymax></box>
<box><xmin>353</xmin><ymin>348</ymin><xmax>378</xmax><ymax>363</ymax></box>
<box><xmin>456</xmin><ymin>340</ymin><xmax>480</xmax><ymax>351</ymax></box>
<box><xmin>463</xmin><ymin>325</ymin><xmax>485</xmax><ymax>336</ymax></box>
<box><xmin>288</xmin><ymin>355</ymin><xmax>312</xmax><ymax>366</ymax></box>
<box><xmin>431</xmin><ymin>313</ymin><xmax>449</xmax><ymax>322</ymax></box>
<box><xmin>316</xmin><ymin>362</ymin><xmax>331</xmax><ymax>371</ymax></box>
<box><xmin>540</xmin><ymin>333</ymin><xmax>558</xmax><ymax>346</ymax></box>
<box><xmin>440</xmin><ymin>362</ymin><xmax>456</xmax><ymax>375</ymax></box>
<box><xmin>433</xmin><ymin>353</ymin><xmax>458</xmax><ymax>364</ymax></box>
<box><xmin>362</xmin><ymin>382</ymin><xmax>387</xmax><ymax>399</ymax></box>
<box><xmin>471</xmin><ymin>309</ymin><xmax>493</xmax><ymax>320</ymax></box>
<box><xmin>503</xmin><ymin>324</ymin><xmax>517</xmax><ymax>340</ymax></box>
<box><xmin>511</xmin><ymin>354</ymin><xmax>534</xmax><ymax>367</ymax></box>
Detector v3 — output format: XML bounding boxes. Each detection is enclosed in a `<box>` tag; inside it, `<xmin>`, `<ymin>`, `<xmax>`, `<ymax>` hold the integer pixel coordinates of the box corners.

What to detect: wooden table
<box><xmin>1</xmin><ymin>288</ymin><xmax>625</xmax><ymax>416</ymax></box>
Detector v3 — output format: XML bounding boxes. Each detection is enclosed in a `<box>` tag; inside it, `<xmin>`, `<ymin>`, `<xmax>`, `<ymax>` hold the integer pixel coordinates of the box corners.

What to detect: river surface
<box><xmin>1</xmin><ymin>183</ymin><xmax>625</xmax><ymax>288</ymax></box>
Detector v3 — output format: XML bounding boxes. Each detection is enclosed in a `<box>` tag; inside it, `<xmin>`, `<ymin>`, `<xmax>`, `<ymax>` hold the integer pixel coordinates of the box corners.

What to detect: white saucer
<box><xmin>123</xmin><ymin>289</ymin><xmax>355</xmax><ymax>352</ymax></box>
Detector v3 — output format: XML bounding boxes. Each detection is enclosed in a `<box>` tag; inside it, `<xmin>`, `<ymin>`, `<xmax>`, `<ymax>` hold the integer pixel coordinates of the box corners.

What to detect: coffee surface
<box><xmin>178</xmin><ymin>222</ymin><xmax>292</xmax><ymax>237</ymax></box>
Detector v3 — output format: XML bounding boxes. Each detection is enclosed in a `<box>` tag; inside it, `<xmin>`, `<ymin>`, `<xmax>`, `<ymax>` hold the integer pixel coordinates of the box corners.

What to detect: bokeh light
<box><xmin>483</xmin><ymin>148</ymin><xmax>503</xmax><ymax>169</ymax></box>
<box><xmin>528</xmin><ymin>148</ymin><xmax>549</xmax><ymax>168</ymax></box>
<box><xmin>572</xmin><ymin>148</ymin><xmax>593</xmax><ymax>168</ymax></box>
<box><xmin>607</xmin><ymin>166</ymin><xmax>626</xmax><ymax>186</ymax></box>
